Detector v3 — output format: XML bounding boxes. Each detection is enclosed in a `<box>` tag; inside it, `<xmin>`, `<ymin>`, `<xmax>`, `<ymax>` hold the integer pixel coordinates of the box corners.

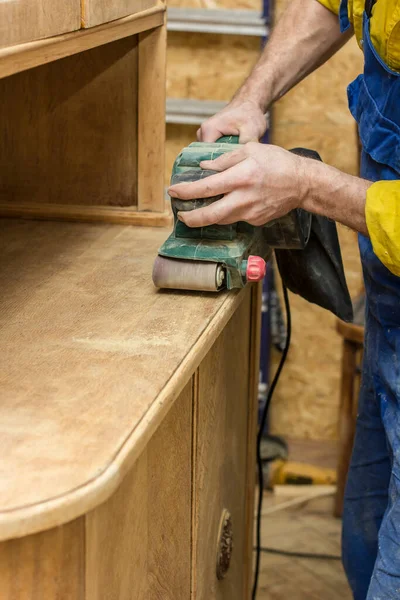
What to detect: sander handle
<box><xmin>216</xmin><ymin>135</ymin><xmax>240</xmax><ymax>144</ymax></box>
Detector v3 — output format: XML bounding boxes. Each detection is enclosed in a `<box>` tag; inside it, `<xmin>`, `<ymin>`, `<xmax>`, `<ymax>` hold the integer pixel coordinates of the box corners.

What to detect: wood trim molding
<box><xmin>0</xmin><ymin>203</ymin><xmax>172</xmax><ymax>227</ymax></box>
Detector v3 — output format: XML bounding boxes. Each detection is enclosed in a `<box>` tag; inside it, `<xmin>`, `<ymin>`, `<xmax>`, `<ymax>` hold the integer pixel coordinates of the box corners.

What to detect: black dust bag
<box><xmin>274</xmin><ymin>148</ymin><xmax>353</xmax><ymax>323</ymax></box>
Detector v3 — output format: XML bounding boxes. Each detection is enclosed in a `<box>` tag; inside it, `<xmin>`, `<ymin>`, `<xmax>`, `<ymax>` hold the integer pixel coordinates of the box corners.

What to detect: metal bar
<box><xmin>167</xmin><ymin>7</ymin><xmax>269</xmax><ymax>37</ymax></box>
<box><xmin>166</xmin><ymin>98</ymin><xmax>227</xmax><ymax>125</ymax></box>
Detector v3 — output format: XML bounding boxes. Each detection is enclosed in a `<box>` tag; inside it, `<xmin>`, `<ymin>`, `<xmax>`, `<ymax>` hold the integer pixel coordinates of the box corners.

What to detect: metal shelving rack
<box><xmin>165</xmin><ymin>6</ymin><xmax>270</xmax><ymax>126</ymax></box>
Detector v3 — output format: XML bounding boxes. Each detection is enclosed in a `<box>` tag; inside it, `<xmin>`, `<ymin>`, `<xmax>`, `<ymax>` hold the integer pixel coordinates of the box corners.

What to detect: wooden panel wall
<box><xmin>0</xmin><ymin>37</ymin><xmax>138</xmax><ymax>209</ymax></box>
<box><xmin>86</xmin><ymin>382</ymin><xmax>192</xmax><ymax>600</ymax></box>
<box><xmin>166</xmin><ymin>0</ymin><xmax>364</xmax><ymax>440</ymax></box>
<box><xmin>0</xmin><ymin>518</ymin><xmax>85</xmax><ymax>600</ymax></box>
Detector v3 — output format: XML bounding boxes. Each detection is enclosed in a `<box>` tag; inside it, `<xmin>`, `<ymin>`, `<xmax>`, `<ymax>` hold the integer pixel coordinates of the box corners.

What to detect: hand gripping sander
<box><xmin>152</xmin><ymin>136</ymin><xmax>313</xmax><ymax>292</ymax></box>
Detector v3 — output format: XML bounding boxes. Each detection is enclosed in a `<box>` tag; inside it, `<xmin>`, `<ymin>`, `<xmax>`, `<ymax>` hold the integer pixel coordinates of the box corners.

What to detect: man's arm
<box><xmin>198</xmin><ymin>0</ymin><xmax>352</xmax><ymax>143</ymax></box>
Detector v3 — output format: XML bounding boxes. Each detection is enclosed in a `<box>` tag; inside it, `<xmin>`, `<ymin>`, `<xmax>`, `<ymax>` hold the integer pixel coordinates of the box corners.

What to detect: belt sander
<box><xmin>152</xmin><ymin>136</ymin><xmax>314</xmax><ymax>293</ymax></box>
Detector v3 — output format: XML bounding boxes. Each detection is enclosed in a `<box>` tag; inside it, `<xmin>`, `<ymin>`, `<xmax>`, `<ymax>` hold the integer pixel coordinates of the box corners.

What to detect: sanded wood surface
<box><xmin>0</xmin><ymin>219</ymin><xmax>245</xmax><ymax>541</ymax></box>
<box><xmin>0</xmin><ymin>517</ymin><xmax>85</xmax><ymax>600</ymax></box>
<box><xmin>0</xmin><ymin>0</ymin><xmax>80</xmax><ymax>49</ymax></box>
<box><xmin>0</xmin><ymin>38</ymin><xmax>139</xmax><ymax>211</ymax></box>
<box><xmin>82</xmin><ymin>0</ymin><xmax>156</xmax><ymax>28</ymax></box>
<box><xmin>193</xmin><ymin>291</ymin><xmax>251</xmax><ymax>600</ymax></box>
<box><xmin>0</xmin><ymin>7</ymin><xmax>164</xmax><ymax>81</ymax></box>
<box><xmin>86</xmin><ymin>382</ymin><xmax>192</xmax><ymax>600</ymax></box>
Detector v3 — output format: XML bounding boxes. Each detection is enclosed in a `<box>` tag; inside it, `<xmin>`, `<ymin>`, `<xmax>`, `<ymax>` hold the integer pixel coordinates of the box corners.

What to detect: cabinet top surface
<box><xmin>0</xmin><ymin>219</ymin><xmax>245</xmax><ymax>540</ymax></box>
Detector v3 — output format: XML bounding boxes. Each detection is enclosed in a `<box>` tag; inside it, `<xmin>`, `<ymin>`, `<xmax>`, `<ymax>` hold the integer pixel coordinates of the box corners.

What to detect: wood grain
<box><xmin>138</xmin><ymin>24</ymin><xmax>167</xmax><ymax>212</ymax></box>
<box><xmin>0</xmin><ymin>518</ymin><xmax>85</xmax><ymax>600</ymax></box>
<box><xmin>0</xmin><ymin>219</ymin><xmax>245</xmax><ymax>540</ymax></box>
<box><xmin>0</xmin><ymin>37</ymin><xmax>139</xmax><ymax>212</ymax></box>
<box><xmin>0</xmin><ymin>0</ymin><xmax>80</xmax><ymax>49</ymax></box>
<box><xmin>86</xmin><ymin>382</ymin><xmax>192</xmax><ymax>600</ymax></box>
<box><xmin>82</xmin><ymin>0</ymin><xmax>156</xmax><ymax>28</ymax></box>
<box><xmin>0</xmin><ymin>7</ymin><xmax>164</xmax><ymax>81</ymax></box>
<box><xmin>193</xmin><ymin>289</ymin><xmax>251</xmax><ymax>600</ymax></box>
<box><xmin>259</xmin><ymin>494</ymin><xmax>351</xmax><ymax>599</ymax></box>
<box><xmin>0</xmin><ymin>203</ymin><xmax>172</xmax><ymax>227</ymax></box>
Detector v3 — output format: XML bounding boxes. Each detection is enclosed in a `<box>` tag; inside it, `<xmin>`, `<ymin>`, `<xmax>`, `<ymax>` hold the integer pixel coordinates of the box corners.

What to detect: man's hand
<box><xmin>168</xmin><ymin>143</ymin><xmax>307</xmax><ymax>227</ymax></box>
<box><xmin>168</xmin><ymin>142</ymin><xmax>371</xmax><ymax>236</ymax></box>
<box><xmin>197</xmin><ymin>100</ymin><xmax>267</xmax><ymax>144</ymax></box>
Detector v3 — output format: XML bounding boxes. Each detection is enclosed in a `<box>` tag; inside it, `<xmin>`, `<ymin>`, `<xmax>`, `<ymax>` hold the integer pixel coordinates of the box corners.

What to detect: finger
<box><xmin>200</xmin><ymin>123</ymin><xmax>225</xmax><ymax>143</ymax></box>
<box><xmin>196</xmin><ymin>127</ymin><xmax>202</xmax><ymax>141</ymax></box>
<box><xmin>200</xmin><ymin>120</ymin><xmax>241</xmax><ymax>143</ymax></box>
<box><xmin>178</xmin><ymin>193</ymin><xmax>241</xmax><ymax>228</ymax></box>
<box><xmin>200</xmin><ymin>148</ymin><xmax>246</xmax><ymax>172</ymax></box>
<box><xmin>168</xmin><ymin>164</ymin><xmax>246</xmax><ymax>200</ymax></box>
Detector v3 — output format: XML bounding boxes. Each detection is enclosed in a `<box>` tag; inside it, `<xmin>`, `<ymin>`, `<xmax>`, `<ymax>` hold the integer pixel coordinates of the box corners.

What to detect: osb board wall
<box><xmin>168</xmin><ymin>0</ymin><xmax>260</xmax><ymax>8</ymax></box>
<box><xmin>269</xmin><ymin>0</ymin><xmax>364</xmax><ymax>440</ymax></box>
<box><xmin>165</xmin><ymin>32</ymin><xmax>261</xmax><ymax>182</ymax></box>
<box><xmin>165</xmin><ymin>1</ymin><xmax>364</xmax><ymax>440</ymax></box>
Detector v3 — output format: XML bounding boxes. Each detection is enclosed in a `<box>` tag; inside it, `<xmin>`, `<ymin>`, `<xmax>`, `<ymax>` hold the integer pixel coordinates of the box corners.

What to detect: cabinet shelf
<box><xmin>0</xmin><ymin>218</ymin><xmax>243</xmax><ymax>541</ymax></box>
<box><xmin>0</xmin><ymin>4</ymin><xmax>165</xmax><ymax>80</ymax></box>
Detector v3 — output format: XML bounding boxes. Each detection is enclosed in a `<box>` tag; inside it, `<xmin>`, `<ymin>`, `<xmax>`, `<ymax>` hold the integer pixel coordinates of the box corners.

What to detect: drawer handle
<box><xmin>216</xmin><ymin>509</ymin><xmax>233</xmax><ymax>580</ymax></box>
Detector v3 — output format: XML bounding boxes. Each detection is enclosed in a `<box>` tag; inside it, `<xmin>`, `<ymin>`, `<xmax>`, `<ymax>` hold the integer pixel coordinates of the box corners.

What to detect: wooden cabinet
<box><xmin>0</xmin><ymin>0</ymin><xmax>80</xmax><ymax>48</ymax></box>
<box><xmin>0</xmin><ymin>4</ymin><xmax>261</xmax><ymax>598</ymax></box>
<box><xmin>0</xmin><ymin>222</ymin><xmax>261</xmax><ymax>599</ymax></box>
<box><xmin>82</xmin><ymin>0</ymin><xmax>158</xmax><ymax>29</ymax></box>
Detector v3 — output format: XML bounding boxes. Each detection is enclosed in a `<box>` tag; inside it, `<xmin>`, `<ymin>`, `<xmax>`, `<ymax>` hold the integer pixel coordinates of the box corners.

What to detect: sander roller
<box><xmin>152</xmin><ymin>136</ymin><xmax>315</xmax><ymax>293</ymax></box>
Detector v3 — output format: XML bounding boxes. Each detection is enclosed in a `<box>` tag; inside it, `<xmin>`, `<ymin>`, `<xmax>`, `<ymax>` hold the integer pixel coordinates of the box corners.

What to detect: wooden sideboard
<box><xmin>0</xmin><ymin>5</ymin><xmax>261</xmax><ymax>599</ymax></box>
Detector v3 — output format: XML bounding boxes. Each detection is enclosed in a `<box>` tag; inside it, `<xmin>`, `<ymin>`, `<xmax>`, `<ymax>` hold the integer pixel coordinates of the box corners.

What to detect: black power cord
<box><xmin>252</xmin><ymin>284</ymin><xmax>292</xmax><ymax>600</ymax></box>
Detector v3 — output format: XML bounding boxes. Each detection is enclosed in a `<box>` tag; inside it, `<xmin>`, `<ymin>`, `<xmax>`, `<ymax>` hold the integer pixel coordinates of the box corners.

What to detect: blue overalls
<box><xmin>338</xmin><ymin>1</ymin><xmax>400</xmax><ymax>598</ymax></box>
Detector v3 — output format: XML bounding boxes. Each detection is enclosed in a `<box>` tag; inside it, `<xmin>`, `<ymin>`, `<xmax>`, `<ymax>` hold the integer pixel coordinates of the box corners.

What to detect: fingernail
<box><xmin>169</xmin><ymin>190</ymin><xmax>178</xmax><ymax>198</ymax></box>
<box><xmin>177</xmin><ymin>212</ymin><xmax>185</xmax><ymax>222</ymax></box>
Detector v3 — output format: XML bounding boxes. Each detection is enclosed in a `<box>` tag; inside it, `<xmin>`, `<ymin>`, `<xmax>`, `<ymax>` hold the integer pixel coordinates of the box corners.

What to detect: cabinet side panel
<box><xmin>0</xmin><ymin>517</ymin><xmax>85</xmax><ymax>599</ymax></box>
<box><xmin>86</xmin><ymin>381</ymin><xmax>192</xmax><ymax>600</ymax></box>
<box><xmin>0</xmin><ymin>1</ymin><xmax>80</xmax><ymax>48</ymax></box>
<box><xmin>194</xmin><ymin>289</ymin><xmax>251</xmax><ymax>600</ymax></box>
<box><xmin>243</xmin><ymin>283</ymin><xmax>262</xmax><ymax>598</ymax></box>
<box><xmin>0</xmin><ymin>37</ymin><xmax>138</xmax><ymax>209</ymax></box>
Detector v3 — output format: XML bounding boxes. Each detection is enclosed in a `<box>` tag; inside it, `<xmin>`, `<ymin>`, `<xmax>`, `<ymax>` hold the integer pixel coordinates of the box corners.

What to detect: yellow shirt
<box><xmin>317</xmin><ymin>0</ymin><xmax>400</xmax><ymax>277</ymax></box>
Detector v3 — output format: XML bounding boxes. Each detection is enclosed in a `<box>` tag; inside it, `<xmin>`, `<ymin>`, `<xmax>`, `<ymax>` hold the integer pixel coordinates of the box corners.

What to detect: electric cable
<box><xmin>252</xmin><ymin>284</ymin><xmax>291</xmax><ymax>599</ymax></box>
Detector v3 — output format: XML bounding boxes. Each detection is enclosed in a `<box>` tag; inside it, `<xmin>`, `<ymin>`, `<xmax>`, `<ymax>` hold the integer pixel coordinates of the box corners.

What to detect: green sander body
<box><xmin>152</xmin><ymin>136</ymin><xmax>312</xmax><ymax>292</ymax></box>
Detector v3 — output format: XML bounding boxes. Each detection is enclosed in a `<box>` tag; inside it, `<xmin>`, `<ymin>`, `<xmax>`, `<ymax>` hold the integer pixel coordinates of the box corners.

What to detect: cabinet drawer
<box><xmin>193</xmin><ymin>290</ymin><xmax>252</xmax><ymax>600</ymax></box>
<box><xmin>0</xmin><ymin>0</ymin><xmax>80</xmax><ymax>48</ymax></box>
<box><xmin>82</xmin><ymin>0</ymin><xmax>157</xmax><ymax>28</ymax></box>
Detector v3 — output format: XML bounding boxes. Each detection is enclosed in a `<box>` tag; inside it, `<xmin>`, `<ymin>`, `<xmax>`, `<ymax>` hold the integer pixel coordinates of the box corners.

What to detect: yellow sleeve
<box><xmin>366</xmin><ymin>181</ymin><xmax>400</xmax><ymax>277</ymax></box>
<box><xmin>315</xmin><ymin>0</ymin><xmax>340</xmax><ymax>15</ymax></box>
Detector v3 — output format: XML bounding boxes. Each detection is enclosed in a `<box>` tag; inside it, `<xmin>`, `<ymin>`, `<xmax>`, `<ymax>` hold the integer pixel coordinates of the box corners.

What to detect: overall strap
<box><xmin>365</xmin><ymin>0</ymin><xmax>376</xmax><ymax>18</ymax></box>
